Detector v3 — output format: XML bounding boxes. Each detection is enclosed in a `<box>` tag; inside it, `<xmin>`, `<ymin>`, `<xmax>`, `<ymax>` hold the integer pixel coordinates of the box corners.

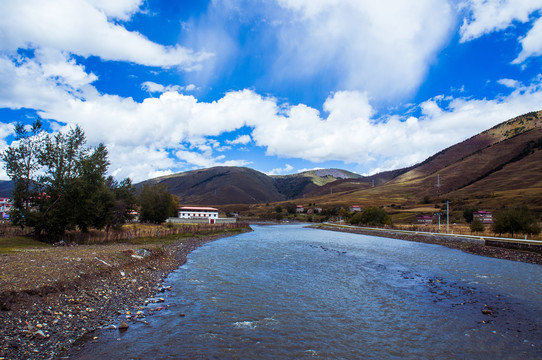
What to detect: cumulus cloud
<box><xmin>4</xmin><ymin>47</ymin><xmax>542</xmax><ymax>182</ymax></box>
<box><xmin>270</xmin><ymin>0</ymin><xmax>454</xmax><ymax>99</ymax></box>
<box><xmin>0</xmin><ymin>0</ymin><xmax>212</xmax><ymax>69</ymax></box>
<box><xmin>459</xmin><ymin>0</ymin><xmax>542</xmax><ymax>41</ymax></box>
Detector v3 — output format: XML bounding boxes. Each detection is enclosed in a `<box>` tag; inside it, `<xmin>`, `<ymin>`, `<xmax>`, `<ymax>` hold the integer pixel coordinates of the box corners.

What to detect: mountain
<box><xmin>137</xmin><ymin>167</ymin><xmax>363</xmax><ymax>205</ymax></box>
<box><xmin>304</xmin><ymin>110</ymin><xmax>542</xmax><ymax>211</ymax></box>
<box><xmin>138</xmin><ymin>166</ymin><xmax>286</xmax><ymax>205</ymax></box>
<box><xmin>271</xmin><ymin>169</ymin><xmax>361</xmax><ymax>199</ymax></box>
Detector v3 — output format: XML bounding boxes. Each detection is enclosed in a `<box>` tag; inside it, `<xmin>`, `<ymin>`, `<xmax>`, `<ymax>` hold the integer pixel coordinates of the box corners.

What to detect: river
<box><xmin>71</xmin><ymin>224</ymin><xmax>542</xmax><ymax>359</ymax></box>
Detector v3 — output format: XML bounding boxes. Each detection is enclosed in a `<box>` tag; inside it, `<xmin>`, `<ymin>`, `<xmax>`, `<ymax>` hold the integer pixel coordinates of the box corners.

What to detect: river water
<box><xmin>72</xmin><ymin>224</ymin><xmax>542</xmax><ymax>359</ymax></box>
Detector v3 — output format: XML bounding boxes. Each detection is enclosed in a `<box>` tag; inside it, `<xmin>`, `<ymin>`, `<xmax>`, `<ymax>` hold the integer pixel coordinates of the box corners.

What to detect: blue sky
<box><xmin>1</xmin><ymin>0</ymin><xmax>542</xmax><ymax>182</ymax></box>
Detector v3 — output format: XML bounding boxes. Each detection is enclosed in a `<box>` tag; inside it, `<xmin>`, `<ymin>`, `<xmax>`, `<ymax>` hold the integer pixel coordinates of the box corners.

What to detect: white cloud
<box><xmin>497</xmin><ymin>78</ymin><xmax>521</xmax><ymax>88</ymax></box>
<box><xmin>514</xmin><ymin>16</ymin><xmax>542</xmax><ymax>63</ymax></box>
<box><xmin>0</xmin><ymin>0</ymin><xmax>212</xmax><ymax>69</ymax></box>
<box><xmin>267</xmin><ymin>164</ymin><xmax>295</xmax><ymax>175</ymax></box>
<box><xmin>270</xmin><ymin>0</ymin><xmax>454</xmax><ymax>100</ymax></box>
<box><xmin>226</xmin><ymin>135</ymin><xmax>252</xmax><ymax>146</ymax></box>
<box><xmin>175</xmin><ymin>149</ymin><xmax>251</xmax><ymax>169</ymax></box>
<box><xmin>141</xmin><ymin>82</ymin><xmax>197</xmax><ymax>94</ymax></box>
<box><xmin>459</xmin><ymin>0</ymin><xmax>542</xmax><ymax>42</ymax></box>
<box><xmin>4</xmin><ymin>55</ymin><xmax>542</xmax><ymax>182</ymax></box>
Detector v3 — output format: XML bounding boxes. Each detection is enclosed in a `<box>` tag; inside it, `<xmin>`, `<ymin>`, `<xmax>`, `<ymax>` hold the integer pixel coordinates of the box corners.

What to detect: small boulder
<box><xmin>118</xmin><ymin>320</ymin><xmax>130</xmax><ymax>330</ymax></box>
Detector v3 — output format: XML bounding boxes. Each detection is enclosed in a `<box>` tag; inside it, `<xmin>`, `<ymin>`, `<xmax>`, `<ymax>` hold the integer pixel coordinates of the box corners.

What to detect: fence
<box><xmin>0</xmin><ymin>222</ymin><xmax>250</xmax><ymax>244</ymax></box>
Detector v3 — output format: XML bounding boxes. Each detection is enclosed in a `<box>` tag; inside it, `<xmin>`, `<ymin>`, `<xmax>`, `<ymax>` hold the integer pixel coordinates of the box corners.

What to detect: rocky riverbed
<box><xmin>0</xmin><ymin>232</ymin><xmax>246</xmax><ymax>360</ymax></box>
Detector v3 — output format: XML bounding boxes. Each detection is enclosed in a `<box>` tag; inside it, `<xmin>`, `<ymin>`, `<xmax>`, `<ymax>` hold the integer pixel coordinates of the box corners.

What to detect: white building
<box><xmin>178</xmin><ymin>206</ymin><xmax>219</xmax><ymax>224</ymax></box>
<box><xmin>0</xmin><ymin>197</ymin><xmax>13</xmax><ymax>221</ymax></box>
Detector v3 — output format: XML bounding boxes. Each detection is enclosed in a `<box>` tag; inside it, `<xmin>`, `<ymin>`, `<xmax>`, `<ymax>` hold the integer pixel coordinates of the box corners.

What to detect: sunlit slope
<box><xmin>301</xmin><ymin>111</ymin><xmax>542</xmax><ymax>210</ymax></box>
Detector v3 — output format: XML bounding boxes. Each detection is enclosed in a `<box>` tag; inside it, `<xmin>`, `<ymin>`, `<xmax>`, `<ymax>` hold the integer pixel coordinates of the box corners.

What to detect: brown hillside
<box><xmin>389</xmin><ymin>110</ymin><xmax>542</xmax><ymax>184</ymax></box>
<box><xmin>298</xmin><ymin>110</ymin><xmax>542</xmax><ymax>212</ymax></box>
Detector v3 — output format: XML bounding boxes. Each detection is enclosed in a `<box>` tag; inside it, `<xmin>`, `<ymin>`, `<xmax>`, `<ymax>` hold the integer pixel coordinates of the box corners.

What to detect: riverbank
<box><xmin>0</xmin><ymin>229</ymin><xmax>250</xmax><ymax>360</ymax></box>
<box><xmin>311</xmin><ymin>224</ymin><xmax>542</xmax><ymax>265</ymax></box>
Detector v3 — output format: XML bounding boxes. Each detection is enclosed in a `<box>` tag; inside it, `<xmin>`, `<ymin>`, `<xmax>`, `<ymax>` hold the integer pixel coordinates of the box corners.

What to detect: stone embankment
<box><xmin>312</xmin><ymin>225</ymin><xmax>542</xmax><ymax>265</ymax></box>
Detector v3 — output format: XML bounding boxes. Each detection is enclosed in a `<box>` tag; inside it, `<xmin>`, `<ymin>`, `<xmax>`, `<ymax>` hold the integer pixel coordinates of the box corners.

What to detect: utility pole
<box><xmin>372</xmin><ymin>179</ymin><xmax>375</xmax><ymax>188</ymax></box>
<box><xmin>446</xmin><ymin>200</ymin><xmax>449</xmax><ymax>234</ymax></box>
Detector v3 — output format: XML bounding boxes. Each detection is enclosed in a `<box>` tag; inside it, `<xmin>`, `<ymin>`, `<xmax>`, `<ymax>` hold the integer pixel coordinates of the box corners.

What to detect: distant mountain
<box><xmin>137</xmin><ymin>166</ymin><xmax>286</xmax><ymax>205</ymax></box>
<box><xmin>271</xmin><ymin>168</ymin><xmax>361</xmax><ymax>199</ymax></box>
<box><xmin>0</xmin><ymin>180</ymin><xmax>13</xmax><ymax>197</ymax></box>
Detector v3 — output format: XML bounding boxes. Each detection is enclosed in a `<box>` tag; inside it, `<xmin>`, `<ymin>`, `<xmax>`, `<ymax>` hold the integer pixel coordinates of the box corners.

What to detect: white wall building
<box><xmin>178</xmin><ymin>206</ymin><xmax>219</xmax><ymax>224</ymax></box>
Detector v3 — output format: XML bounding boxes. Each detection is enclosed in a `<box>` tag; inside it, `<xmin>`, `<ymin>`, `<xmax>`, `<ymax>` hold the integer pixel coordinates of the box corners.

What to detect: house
<box><xmin>0</xmin><ymin>197</ymin><xmax>13</xmax><ymax>222</ymax></box>
<box><xmin>473</xmin><ymin>210</ymin><xmax>493</xmax><ymax>224</ymax></box>
<box><xmin>179</xmin><ymin>206</ymin><xmax>219</xmax><ymax>224</ymax></box>
<box><xmin>349</xmin><ymin>205</ymin><xmax>362</xmax><ymax>212</ymax></box>
<box><xmin>416</xmin><ymin>215</ymin><xmax>433</xmax><ymax>224</ymax></box>
<box><xmin>314</xmin><ymin>207</ymin><xmax>322</xmax><ymax>214</ymax></box>
<box><xmin>296</xmin><ymin>205</ymin><xmax>304</xmax><ymax>213</ymax></box>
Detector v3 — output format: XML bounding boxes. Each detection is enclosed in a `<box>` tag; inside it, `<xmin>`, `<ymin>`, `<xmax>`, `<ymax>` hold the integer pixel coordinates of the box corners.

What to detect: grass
<box><xmin>0</xmin><ymin>236</ymin><xmax>50</xmax><ymax>254</ymax></box>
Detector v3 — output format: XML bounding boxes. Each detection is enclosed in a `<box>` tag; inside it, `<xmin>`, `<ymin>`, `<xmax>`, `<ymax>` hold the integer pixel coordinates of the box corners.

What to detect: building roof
<box><xmin>179</xmin><ymin>206</ymin><xmax>219</xmax><ymax>211</ymax></box>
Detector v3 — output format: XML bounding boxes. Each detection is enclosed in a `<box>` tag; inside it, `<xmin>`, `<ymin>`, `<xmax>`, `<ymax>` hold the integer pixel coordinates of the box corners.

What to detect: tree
<box><xmin>285</xmin><ymin>202</ymin><xmax>296</xmax><ymax>214</ymax></box>
<box><xmin>470</xmin><ymin>218</ymin><xmax>484</xmax><ymax>233</ymax></box>
<box><xmin>463</xmin><ymin>207</ymin><xmax>478</xmax><ymax>223</ymax></box>
<box><xmin>1</xmin><ymin>119</ymin><xmax>44</xmax><ymax>229</ymax></box>
<box><xmin>105</xmin><ymin>177</ymin><xmax>138</xmax><ymax>231</ymax></box>
<box><xmin>492</xmin><ymin>206</ymin><xmax>541</xmax><ymax>236</ymax></box>
<box><xmin>350</xmin><ymin>207</ymin><xmax>392</xmax><ymax>226</ymax></box>
<box><xmin>3</xmin><ymin>123</ymin><xmax>119</xmax><ymax>240</ymax></box>
<box><xmin>139</xmin><ymin>184</ymin><xmax>177</xmax><ymax>224</ymax></box>
<box><xmin>37</xmin><ymin>127</ymin><xmax>111</xmax><ymax>235</ymax></box>
<box><xmin>275</xmin><ymin>205</ymin><xmax>283</xmax><ymax>213</ymax></box>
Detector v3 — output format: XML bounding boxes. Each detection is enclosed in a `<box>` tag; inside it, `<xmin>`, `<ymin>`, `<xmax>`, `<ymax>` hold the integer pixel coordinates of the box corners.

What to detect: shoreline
<box><xmin>0</xmin><ymin>230</ymin><xmax>249</xmax><ymax>360</ymax></box>
<box><xmin>311</xmin><ymin>225</ymin><xmax>542</xmax><ymax>265</ymax></box>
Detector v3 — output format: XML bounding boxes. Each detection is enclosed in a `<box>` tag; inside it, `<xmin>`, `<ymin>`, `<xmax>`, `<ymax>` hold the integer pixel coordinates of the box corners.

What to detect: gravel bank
<box><xmin>0</xmin><ymin>232</ymin><xmax>247</xmax><ymax>360</ymax></box>
<box><xmin>312</xmin><ymin>225</ymin><xmax>542</xmax><ymax>265</ymax></box>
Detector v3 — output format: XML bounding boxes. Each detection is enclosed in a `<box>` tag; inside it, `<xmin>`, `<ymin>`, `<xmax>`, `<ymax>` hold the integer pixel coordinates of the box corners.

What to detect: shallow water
<box><xmin>72</xmin><ymin>224</ymin><xmax>542</xmax><ymax>359</ymax></box>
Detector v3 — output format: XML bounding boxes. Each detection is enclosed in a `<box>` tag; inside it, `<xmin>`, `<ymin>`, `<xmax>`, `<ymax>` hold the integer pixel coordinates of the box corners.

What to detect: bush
<box><xmin>492</xmin><ymin>206</ymin><xmax>541</xmax><ymax>236</ymax></box>
<box><xmin>350</xmin><ymin>207</ymin><xmax>392</xmax><ymax>226</ymax></box>
<box><xmin>470</xmin><ymin>218</ymin><xmax>484</xmax><ymax>233</ymax></box>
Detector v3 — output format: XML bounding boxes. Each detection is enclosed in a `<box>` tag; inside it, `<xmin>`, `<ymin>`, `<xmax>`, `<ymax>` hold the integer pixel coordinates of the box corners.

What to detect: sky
<box><xmin>1</xmin><ymin>0</ymin><xmax>542</xmax><ymax>182</ymax></box>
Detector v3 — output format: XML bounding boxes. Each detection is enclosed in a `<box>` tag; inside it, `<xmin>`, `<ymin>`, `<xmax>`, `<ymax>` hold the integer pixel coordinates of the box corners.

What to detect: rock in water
<box><xmin>118</xmin><ymin>320</ymin><xmax>130</xmax><ymax>330</ymax></box>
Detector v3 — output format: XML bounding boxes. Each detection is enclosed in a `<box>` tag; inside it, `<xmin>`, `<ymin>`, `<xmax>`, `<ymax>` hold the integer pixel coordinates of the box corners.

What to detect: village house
<box><xmin>349</xmin><ymin>205</ymin><xmax>361</xmax><ymax>212</ymax></box>
<box><xmin>416</xmin><ymin>215</ymin><xmax>433</xmax><ymax>224</ymax></box>
<box><xmin>296</xmin><ymin>205</ymin><xmax>304</xmax><ymax>213</ymax></box>
<box><xmin>473</xmin><ymin>210</ymin><xmax>493</xmax><ymax>224</ymax></box>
